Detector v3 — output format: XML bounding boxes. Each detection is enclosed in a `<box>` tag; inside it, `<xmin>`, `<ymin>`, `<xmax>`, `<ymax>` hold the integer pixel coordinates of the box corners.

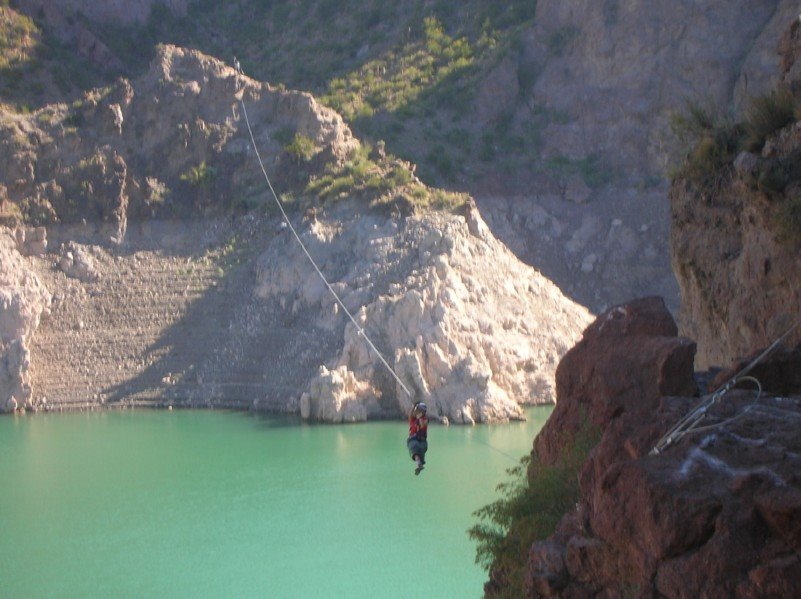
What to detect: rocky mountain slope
<box><xmin>0</xmin><ymin>46</ymin><xmax>592</xmax><ymax>419</ymax></box>
<box><xmin>5</xmin><ymin>1</ymin><xmax>799</xmax><ymax>315</ymax></box>
<box><xmin>1</xmin><ymin>44</ymin><xmax>358</xmax><ymax>237</ymax></box>
<box><xmin>478</xmin><ymin>1</ymin><xmax>801</xmax><ymax>313</ymax></box>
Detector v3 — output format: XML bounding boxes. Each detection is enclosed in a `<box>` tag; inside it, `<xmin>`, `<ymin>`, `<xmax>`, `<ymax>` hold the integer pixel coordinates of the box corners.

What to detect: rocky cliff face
<box><xmin>488</xmin><ymin>298</ymin><xmax>801</xmax><ymax>597</ymax></box>
<box><xmin>0</xmin><ymin>229</ymin><xmax>51</xmax><ymax>413</ymax></box>
<box><xmin>255</xmin><ymin>202</ymin><xmax>591</xmax><ymax>423</ymax></box>
<box><xmin>477</xmin><ymin>1</ymin><xmax>800</xmax><ymax>315</ymax></box>
<box><xmin>14</xmin><ymin>203</ymin><xmax>590</xmax><ymax>422</ymax></box>
<box><xmin>671</xmin><ymin>19</ymin><xmax>801</xmax><ymax>369</ymax></box>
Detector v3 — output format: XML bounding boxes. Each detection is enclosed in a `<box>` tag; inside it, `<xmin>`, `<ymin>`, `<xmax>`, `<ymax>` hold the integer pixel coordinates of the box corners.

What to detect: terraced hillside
<box><xmin>27</xmin><ymin>218</ymin><xmax>319</xmax><ymax>411</ymax></box>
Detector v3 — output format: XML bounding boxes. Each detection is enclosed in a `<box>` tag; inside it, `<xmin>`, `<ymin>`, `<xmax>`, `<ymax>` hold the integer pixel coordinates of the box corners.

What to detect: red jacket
<box><xmin>409</xmin><ymin>415</ymin><xmax>428</xmax><ymax>440</ymax></box>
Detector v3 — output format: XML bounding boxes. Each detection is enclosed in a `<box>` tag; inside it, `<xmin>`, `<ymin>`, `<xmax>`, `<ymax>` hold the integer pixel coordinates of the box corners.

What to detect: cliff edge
<box><xmin>485</xmin><ymin>298</ymin><xmax>801</xmax><ymax>597</ymax></box>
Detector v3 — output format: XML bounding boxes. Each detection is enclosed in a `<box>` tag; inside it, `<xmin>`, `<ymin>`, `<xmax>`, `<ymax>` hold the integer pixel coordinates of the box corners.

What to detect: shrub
<box><xmin>0</xmin><ymin>199</ymin><xmax>22</xmax><ymax>225</ymax></box>
<box><xmin>284</xmin><ymin>133</ymin><xmax>317</xmax><ymax>163</ymax></box>
<box><xmin>546</xmin><ymin>26</ymin><xmax>579</xmax><ymax>57</ymax></box>
<box><xmin>180</xmin><ymin>161</ymin><xmax>216</xmax><ymax>186</ymax></box>
<box><xmin>468</xmin><ymin>421</ymin><xmax>600</xmax><ymax>596</ymax></box>
<box><xmin>744</xmin><ymin>86</ymin><xmax>796</xmax><ymax>152</ymax></box>
<box><xmin>426</xmin><ymin>144</ymin><xmax>456</xmax><ymax>178</ymax></box>
<box><xmin>670</xmin><ymin>101</ymin><xmax>744</xmax><ymax>197</ymax></box>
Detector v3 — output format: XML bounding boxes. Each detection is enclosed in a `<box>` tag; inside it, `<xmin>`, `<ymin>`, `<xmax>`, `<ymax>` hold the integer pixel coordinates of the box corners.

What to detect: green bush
<box><xmin>284</xmin><ymin>133</ymin><xmax>317</xmax><ymax>163</ymax></box>
<box><xmin>468</xmin><ymin>421</ymin><xmax>600</xmax><ymax>596</ymax></box>
<box><xmin>180</xmin><ymin>161</ymin><xmax>216</xmax><ymax>186</ymax></box>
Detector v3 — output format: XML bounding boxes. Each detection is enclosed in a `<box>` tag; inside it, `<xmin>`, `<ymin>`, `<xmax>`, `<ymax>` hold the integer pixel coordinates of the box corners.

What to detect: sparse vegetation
<box><xmin>145</xmin><ymin>177</ymin><xmax>170</xmax><ymax>205</ymax></box>
<box><xmin>0</xmin><ymin>6</ymin><xmax>38</xmax><ymax>70</ymax></box>
<box><xmin>670</xmin><ymin>101</ymin><xmax>744</xmax><ymax>198</ymax></box>
<box><xmin>673</xmin><ymin>89</ymin><xmax>801</xmax><ymax>246</ymax></box>
<box><xmin>0</xmin><ymin>197</ymin><xmax>23</xmax><ymax>225</ymax></box>
<box><xmin>321</xmin><ymin>16</ymin><xmax>479</xmax><ymax>121</ymax></box>
<box><xmin>744</xmin><ymin>86</ymin><xmax>797</xmax><ymax>152</ymax></box>
<box><xmin>468</xmin><ymin>421</ymin><xmax>600</xmax><ymax>597</ymax></box>
<box><xmin>544</xmin><ymin>153</ymin><xmax>615</xmax><ymax>189</ymax></box>
<box><xmin>283</xmin><ymin>133</ymin><xmax>318</xmax><ymax>164</ymax></box>
<box><xmin>180</xmin><ymin>161</ymin><xmax>216</xmax><ymax>187</ymax></box>
<box><xmin>305</xmin><ymin>143</ymin><xmax>420</xmax><ymax>201</ymax></box>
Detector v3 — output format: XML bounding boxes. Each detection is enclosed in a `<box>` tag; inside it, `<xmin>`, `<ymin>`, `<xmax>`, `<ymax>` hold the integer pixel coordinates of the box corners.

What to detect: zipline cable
<box><xmin>237</xmin><ymin>91</ymin><xmax>413</xmax><ymax>400</ymax></box>
<box><xmin>651</xmin><ymin>316</ymin><xmax>801</xmax><ymax>456</ymax></box>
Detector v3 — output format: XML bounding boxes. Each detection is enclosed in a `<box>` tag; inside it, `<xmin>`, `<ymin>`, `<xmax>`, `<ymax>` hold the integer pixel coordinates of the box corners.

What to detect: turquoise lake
<box><xmin>0</xmin><ymin>408</ymin><xmax>551</xmax><ymax>598</ymax></box>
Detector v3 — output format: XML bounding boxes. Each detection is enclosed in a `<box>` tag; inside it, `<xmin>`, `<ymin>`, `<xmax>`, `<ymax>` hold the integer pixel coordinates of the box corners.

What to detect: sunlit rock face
<box><xmin>0</xmin><ymin>229</ymin><xmax>51</xmax><ymax>412</ymax></box>
<box><xmin>255</xmin><ymin>203</ymin><xmax>592</xmax><ymax>423</ymax></box>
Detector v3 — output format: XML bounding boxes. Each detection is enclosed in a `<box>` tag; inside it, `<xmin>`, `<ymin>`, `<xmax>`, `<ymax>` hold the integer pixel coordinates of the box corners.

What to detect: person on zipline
<box><xmin>407</xmin><ymin>402</ymin><xmax>428</xmax><ymax>475</ymax></box>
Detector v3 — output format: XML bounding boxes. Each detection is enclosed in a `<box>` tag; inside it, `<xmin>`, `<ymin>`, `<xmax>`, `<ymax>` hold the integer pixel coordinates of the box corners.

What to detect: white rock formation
<box><xmin>58</xmin><ymin>242</ymin><xmax>100</xmax><ymax>282</ymax></box>
<box><xmin>255</xmin><ymin>203</ymin><xmax>592</xmax><ymax>423</ymax></box>
<box><xmin>0</xmin><ymin>228</ymin><xmax>51</xmax><ymax>412</ymax></box>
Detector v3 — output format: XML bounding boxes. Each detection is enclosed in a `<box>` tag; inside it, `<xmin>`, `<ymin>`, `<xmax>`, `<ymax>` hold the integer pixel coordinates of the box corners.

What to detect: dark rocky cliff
<box><xmin>486</xmin><ymin>298</ymin><xmax>801</xmax><ymax>597</ymax></box>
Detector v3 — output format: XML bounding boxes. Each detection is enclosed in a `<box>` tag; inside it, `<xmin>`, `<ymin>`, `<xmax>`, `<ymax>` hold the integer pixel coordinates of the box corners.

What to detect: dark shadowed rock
<box><xmin>491</xmin><ymin>296</ymin><xmax>801</xmax><ymax>597</ymax></box>
<box><xmin>711</xmin><ymin>344</ymin><xmax>801</xmax><ymax>396</ymax></box>
<box><xmin>534</xmin><ymin>296</ymin><xmax>696</xmax><ymax>467</ymax></box>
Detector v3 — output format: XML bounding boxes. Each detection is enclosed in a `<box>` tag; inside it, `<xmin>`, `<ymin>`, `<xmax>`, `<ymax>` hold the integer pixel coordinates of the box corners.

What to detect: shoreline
<box><xmin>3</xmin><ymin>399</ymin><xmax>548</xmax><ymax>423</ymax></box>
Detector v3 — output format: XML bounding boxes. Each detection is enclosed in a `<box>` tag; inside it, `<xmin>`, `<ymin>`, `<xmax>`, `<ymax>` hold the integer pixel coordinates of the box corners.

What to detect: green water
<box><xmin>0</xmin><ymin>408</ymin><xmax>551</xmax><ymax>598</ymax></box>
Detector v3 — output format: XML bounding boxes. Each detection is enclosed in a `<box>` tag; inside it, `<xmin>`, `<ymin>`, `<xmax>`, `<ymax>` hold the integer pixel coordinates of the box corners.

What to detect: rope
<box><xmin>472</xmin><ymin>437</ymin><xmax>520</xmax><ymax>462</ymax></box>
<box><xmin>236</xmin><ymin>91</ymin><xmax>413</xmax><ymax>400</ymax></box>
<box><xmin>650</xmin><ymin>316</ymin><xmax>801</xmax><ymax>456</ymax></box>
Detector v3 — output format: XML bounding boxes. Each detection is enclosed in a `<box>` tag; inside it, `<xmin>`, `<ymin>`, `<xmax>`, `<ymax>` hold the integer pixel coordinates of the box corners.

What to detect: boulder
<box><xmin>58</xmin><ymin>242</ymin><xmax>100</xmax><ymax>283</ymax></box>
<box><xmin>534</xmin><ymin>296</ymin><xmax>696</xmax><ymax>466</ymax></box>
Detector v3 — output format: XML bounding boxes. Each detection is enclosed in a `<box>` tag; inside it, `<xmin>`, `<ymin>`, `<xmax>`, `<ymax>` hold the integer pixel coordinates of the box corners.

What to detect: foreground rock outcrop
<box><xmin>0</xmin><ymin>229</ymin><xmax>51</xmax><ymax>412</ymax></box>
<box><xmin>487</xmin><ymin>298</ymin><xmax>801</xmax><ymax>597</ymax></box>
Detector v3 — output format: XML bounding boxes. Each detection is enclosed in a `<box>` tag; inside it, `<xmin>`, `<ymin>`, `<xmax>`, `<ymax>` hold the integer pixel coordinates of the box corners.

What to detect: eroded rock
<box><xmin>0</xmin><ymin>228</ymin><xmax>51</xmax><ymax>412</ymax></box>
<box><xmin>256</xmin><ymin>203</ymin><xmax>592</xmax><ymax>423</ymax></box>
